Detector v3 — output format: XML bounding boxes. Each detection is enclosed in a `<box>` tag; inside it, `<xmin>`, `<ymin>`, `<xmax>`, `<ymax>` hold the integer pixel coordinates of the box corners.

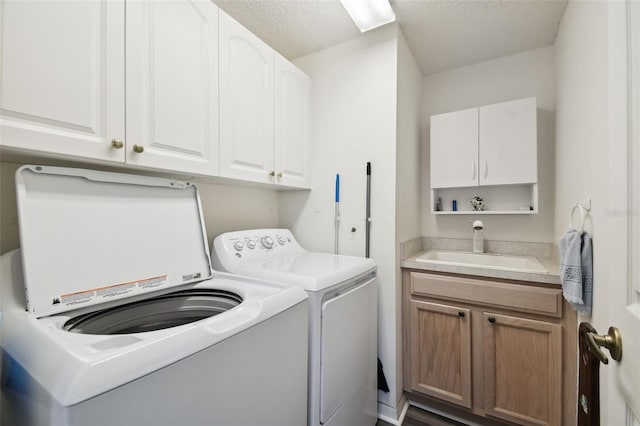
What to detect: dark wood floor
<box><xmin>376</xmin><ymin>406</ymin><xmax>467</xmax><ymax>426</ymax></box>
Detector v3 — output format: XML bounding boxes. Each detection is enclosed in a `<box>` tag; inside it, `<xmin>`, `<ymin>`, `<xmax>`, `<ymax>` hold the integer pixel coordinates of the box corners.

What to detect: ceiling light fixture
<box><xmin>339</xmin><ymin>0</ymin><xmax>396</xmax><ymax>33</ymax></box>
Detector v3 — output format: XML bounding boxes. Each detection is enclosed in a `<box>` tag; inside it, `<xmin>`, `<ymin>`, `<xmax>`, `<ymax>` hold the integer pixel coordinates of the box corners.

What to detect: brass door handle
<box><xmin>132</xmin><ymin>144</ymin><xmax>144</xmax><ymax>154</ymax></box>
<box><xmin>585</xmin><ymin>326</ymin><xmax>622</xmax><ymax>364</ymax></box>
<box><xmin>111</xmin><ymin>138</ymin><xmax>124</xmax><ymax>149</ymax></box>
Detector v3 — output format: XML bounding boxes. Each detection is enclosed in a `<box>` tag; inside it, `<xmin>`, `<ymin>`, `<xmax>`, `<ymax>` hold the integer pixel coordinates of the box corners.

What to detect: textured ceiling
<box><xmin>213</xmin><ymin>0</ymin><xmax>568</xmax><ymax>75</ymax></box>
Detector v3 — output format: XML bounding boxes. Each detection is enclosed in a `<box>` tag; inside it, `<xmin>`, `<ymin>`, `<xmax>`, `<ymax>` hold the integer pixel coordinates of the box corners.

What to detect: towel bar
<box><xmin>569</xmin><ymin>198</ymin><xmax>591</xmax><ymax>233</ymax></box>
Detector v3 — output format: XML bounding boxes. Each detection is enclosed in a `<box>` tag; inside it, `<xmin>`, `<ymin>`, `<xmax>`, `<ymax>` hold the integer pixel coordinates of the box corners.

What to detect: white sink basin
<box><xmin>415</xmin><ymin>250</ymin><xmax>548</xmax><ymax>274</ymax></box>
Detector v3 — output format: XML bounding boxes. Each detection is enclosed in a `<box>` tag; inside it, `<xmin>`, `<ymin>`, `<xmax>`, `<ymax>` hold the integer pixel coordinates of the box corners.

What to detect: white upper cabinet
<box><xmin>219</xmin><ymin>11</ymin><xmax>311</xmax><ymax>189</ymax></box>
<box><xmin>219</xmin><ymin>11</ymin><xmax>275</xmax><ymax>184</ymax></box>
<box><xmin>430</xmin><ymin>97</ymin><xmax>537</xmax><ymax>189</ymax></box>
<box><xmin>0</xmin><ymin>0</ymin><xmax>125</xmax><ymax>162</ymax></box>
<box><xmin>2</xmin><ymin>3</ymin><xmax>311</xmax><ymax>188</ymax></box>
<box><xmin>274</xmin><ymin>53</ymin><xmax>311</xmax><ymax>188</ymax></box>
<box><xmin>1</xmin><ymin>0</ymin><xmax>219</xmax><ymax>176</ymax></box>
<box><xmin>478</xmin><ymin>97</ymin><xmax>537</xmax><ymax>186</ymax></box>
<box><xmin>126</xmin><ymin>0</ymin><xmax>219</xmax><ymax>176</ymax></box>
<box><xmin>430</xmin><ymin>108</ymin><xmax>478</xmax><ymax>188</ymax></box>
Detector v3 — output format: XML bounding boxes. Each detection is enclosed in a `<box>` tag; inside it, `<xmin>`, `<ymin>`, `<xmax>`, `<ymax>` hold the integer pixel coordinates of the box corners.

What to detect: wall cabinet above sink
<box><xmin>429</xmin><ymin>97</ymin><xmax>538</xmax><ymax>214</ymax></box>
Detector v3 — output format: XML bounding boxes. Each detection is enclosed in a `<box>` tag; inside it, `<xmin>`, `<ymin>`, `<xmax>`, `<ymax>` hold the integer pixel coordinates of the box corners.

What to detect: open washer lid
<box><xmin>15</xmin><ymin>165</ymin><xmax>214</xmax><ymax>317</ymax></box>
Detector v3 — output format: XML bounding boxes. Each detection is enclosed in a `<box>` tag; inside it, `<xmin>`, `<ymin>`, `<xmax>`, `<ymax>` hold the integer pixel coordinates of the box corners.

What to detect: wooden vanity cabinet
<box><xmin>403</xmin><ymin>270</ymin><xmax>576</xmax><ymax>426</ymax></box>
<box><xmin>409</xmin><ymin>300</ymin><xmax>472</xmax><ymax>408</ymax></box>
<box><xmin>482</xmin><ymin>312</ymin><xmax>562</xmax><ymax>426</ymax></box>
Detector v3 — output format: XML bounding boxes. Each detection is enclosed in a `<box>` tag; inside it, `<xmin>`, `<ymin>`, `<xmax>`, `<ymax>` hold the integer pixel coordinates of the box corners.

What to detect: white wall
<box><xmin>421</xmin><ymin>46</ymin><xmax>556</xmax><ymax>243</ymax></box>
<box><xmin>278</xmin><ymin>24</ymin><xmax>403</xmax><ymax>414</ymax></box>
<box><xmin>554</xmin><ymin>1</ymin><xmax>607</xmax><ymax>244</ymax></box>
<box><xmin>0</xmin><ymin>160</ymin><xmax>279</xmax><ymax>255</ymax></box>
<box><xmin>554</xmin><ymin>0</ymin><xmax>613</xmax><ymax>421</ymax></box>
<box><xmin>394</xmin><ymin>30</ymin><xmax>422</xmax><ymax>403</ymax></box>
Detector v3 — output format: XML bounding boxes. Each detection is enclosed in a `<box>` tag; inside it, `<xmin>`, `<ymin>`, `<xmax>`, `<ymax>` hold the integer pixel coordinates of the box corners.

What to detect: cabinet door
<box><xmin>409</xmin><ymin>300</ymin><xmax>472</xmax><ymax>408</ymax></box>
<box><xmin>274</xmin><ymin>53</ymin><xmax>311</xmax><ymax>188</ymax></box>
<box><xmin>483</xmin><ymin>312</ymin><xmax>561</xmax><ymax>426</ymax></box>
<box><xmin>479</xmin><ymin>97</ymin><xmax>537</xmax><ymax>186</ymax></box>
<box><xmin>430</xmin><ymin>108</ymin><xmax>478</xmax><ymax>188</ymax></box>
<box><xmin>0</xmin><ymin>0</ymin><xmax>125</xmax><ymax>162</ymax></box>
<box><xmin>219</xmin><ymin>11</ymin><xmax>274</xmax><ymax>184</ymax></box>
<box><xmin>125</xmin><ymin>0</ymin><xmax>219</xmax><ymax>176</ymax></box>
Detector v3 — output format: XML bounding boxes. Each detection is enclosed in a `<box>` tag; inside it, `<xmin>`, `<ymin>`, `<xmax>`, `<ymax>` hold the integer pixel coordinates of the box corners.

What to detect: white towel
<box><xmin>558</xmin><ymin>229</ymin><xmax>593</xmax><ymax>315</ymax></box>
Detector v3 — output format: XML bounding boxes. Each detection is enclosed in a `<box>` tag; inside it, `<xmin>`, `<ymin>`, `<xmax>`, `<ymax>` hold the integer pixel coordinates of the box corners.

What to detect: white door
<box><xmin>478</xmin><ymin>97</ymin><xmax>537</xmax><ymax>186</ymax></box>
<box><xmin>274</xmin><ymin>53</ymin><xmax>311</xmax><ymax>188</ymax></box>
<box><xmin>602</xmin><ymin>1</ymin><xmax>640</xmax><ymax>424</ymax></box>
<box><xmin>430</xmin><ymin>108</ymin><xmax>478</xmax><ymax>188</ymax></box>
<box><xmin>219</xmin><ymin>11</ymin><xmax>274</xmax><ymax>184</ymax></box>
<box><xmin>125</xmin><ymin>0</ymin><xmax>219</xmax><ymax>176</ymax></box>
<box><xmin>0</xmin><ymin>0</ymin><xmax>125</xmax><ymax>162</ymax></box>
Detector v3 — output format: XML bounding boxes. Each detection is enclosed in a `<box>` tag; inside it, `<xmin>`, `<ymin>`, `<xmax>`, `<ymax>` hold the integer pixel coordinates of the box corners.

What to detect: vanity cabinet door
<box><xmin>478</xmin><ymin>97</ymin><xmax>537</xmax><ymax>186</ymax></box>
<box><xmin>430</xmin><ymin>108</ymin><xmax>479</xmax><ymax>188</ymax></box>
<box><xmin>409</xmin><ymin>300</ymin><xmax>472</xmax><ymax>408</ymax></box>
<box><xmin>482</xmin><ymin>312</ymin><xmax>561</xmax><ymax>426</ymax></box>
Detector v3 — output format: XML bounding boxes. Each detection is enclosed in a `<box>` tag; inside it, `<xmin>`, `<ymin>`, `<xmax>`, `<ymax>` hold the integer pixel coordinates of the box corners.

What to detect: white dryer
<box><xmin>0</xmin><ymin>166</ymin><xmax>309</xmax><ymax>426</ymax></box>
<box><xmin>212</xmin><ymin>229</ymin><xmax>378</xmax><ymax>426</ymax></box>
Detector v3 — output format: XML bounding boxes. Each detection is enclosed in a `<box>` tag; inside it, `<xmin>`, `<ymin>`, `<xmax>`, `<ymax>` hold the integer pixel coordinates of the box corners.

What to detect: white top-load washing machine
<box><xmin>0</xmin><ymin>166</ymin><xmax>309</xmax><ymax>426</ymax></box>
<box><xmin>212</xmin><ymin>229</ymin><xmax>378</xmax><ymax>426</ymax></box>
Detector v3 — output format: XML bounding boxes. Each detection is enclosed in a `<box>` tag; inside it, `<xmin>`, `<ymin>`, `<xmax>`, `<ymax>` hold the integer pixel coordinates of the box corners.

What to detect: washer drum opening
<box><xmin>63</xmin><ymin>289</ymin><xmax>243</xmax><ymax>335</ymax></box>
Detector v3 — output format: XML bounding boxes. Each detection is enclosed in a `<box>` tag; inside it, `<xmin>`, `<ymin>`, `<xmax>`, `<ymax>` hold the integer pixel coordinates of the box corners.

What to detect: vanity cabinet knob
<box><xmin>111</xmin><ymin>138</ymin><xmax>124</xmax><ymax>149</ymax></box>
<box><xmin>132</xmin><ymin>144</ymin><xmax>144</xmax><ymax>154</ymax></box>
<box><xmin>458</xmin><ymin>311</ymin><xmax>465</xmax><ymax>318</ymax></box>
<box><xmin>488</xmin><ymin>317</ymin><xmax>496</xmax><ymax>323</ymax></box>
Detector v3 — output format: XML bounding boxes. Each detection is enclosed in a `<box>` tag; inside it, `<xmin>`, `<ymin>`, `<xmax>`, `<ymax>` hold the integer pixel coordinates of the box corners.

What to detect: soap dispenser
<box><xmin>472</xmin><ymin>220</ymin><xmax>484</xmax><ymax>253</ymax></box>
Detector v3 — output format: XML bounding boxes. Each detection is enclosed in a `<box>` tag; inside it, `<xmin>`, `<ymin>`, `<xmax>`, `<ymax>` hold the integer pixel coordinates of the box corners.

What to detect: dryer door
<box><xmin>319</xmin><ymin>277</ymin><xmax>375</xmax><ymax>424</ymax></box>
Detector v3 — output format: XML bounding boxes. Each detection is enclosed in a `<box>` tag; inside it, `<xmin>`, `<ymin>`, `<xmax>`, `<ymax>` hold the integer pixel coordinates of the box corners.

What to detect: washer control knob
<box><xmin>233</xmin><ymin>241</ymin><xmax>244</xmax><ymax>251</ymax></box>
<box><xmin>277</xmin><ymin>236</ymin><xmax>286</xmax><ymax>245</ymax></box>
<box><xmin>246</xmin><ymin>240</ymin><xmax>257</xmax><ymax>249</ymax></box>
<box><xmin>261</xmin><ymin>236</ymin><xmax>274</xmax><ymax>249</ymax></box>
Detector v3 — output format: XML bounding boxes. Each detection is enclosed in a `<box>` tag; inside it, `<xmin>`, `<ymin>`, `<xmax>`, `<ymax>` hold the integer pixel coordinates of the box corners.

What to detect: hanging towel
<box><xmin>559</xmin><ymin>229</ymin><xmax>593</xmax><ymax>315</ymax></box>
<box><xmin>579</xmin><ymin>232</ymin><xmax>593</xmax><ymax>316</ymax></box>
<box><xmin>559</xmin><ymin>229</ymin><xmax>583</xmax><ymax>304</ymax></box>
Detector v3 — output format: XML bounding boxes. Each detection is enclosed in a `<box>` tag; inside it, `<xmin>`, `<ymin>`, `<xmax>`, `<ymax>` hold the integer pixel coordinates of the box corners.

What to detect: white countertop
<box><xmin>400</xmin><ymin>238</ymin><xmax>561</xmax><ymax>286</ymax></box>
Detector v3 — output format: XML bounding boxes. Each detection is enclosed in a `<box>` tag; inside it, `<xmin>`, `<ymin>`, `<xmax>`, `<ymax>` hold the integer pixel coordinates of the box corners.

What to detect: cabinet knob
<box><xmin>111</xmin><ymin>138</ymin><xmax>124</xmax><ymax>149</ymax></box>
<box><xmin>277</xmin><ymin>172</ymin><xmax>283</xmax><ymax>178</ymax></box>
<box><xmin>458</xmin><ymin>311</ymin><xmax>465</xmax><ymax>317</ymax></box>
<box><xmin>132</xmin><ymin>144</ymin><xmax>144</xmax><ymax>154</ymax></box>
<box><xmin>269</xmin><ymin>171</ymin><xmax>275</xmax><ymax>177</ymax></box>
<box><xmin>488</xmin><ymin>317</ymin><xmax>496</xmax><ymax>323</ymax></box>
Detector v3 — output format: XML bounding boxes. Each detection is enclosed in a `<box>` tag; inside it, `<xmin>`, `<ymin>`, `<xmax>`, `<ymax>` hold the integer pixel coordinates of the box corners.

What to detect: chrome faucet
<box><xmin>471</xmin><ymin>220</ymin><xmax>484</xmax><ymax>253</ymax></box>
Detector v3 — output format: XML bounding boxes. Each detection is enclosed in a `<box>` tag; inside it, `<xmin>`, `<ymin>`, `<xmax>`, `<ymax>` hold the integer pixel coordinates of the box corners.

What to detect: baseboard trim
<box><xmin>377</xmin><ymin>395</ymin><xmax>409</xmax><ymax>426</ymax></box>
<box><xmin>409</xmin><ymin>400</ymin><xmax>483</xmax><ymax>426</ymax></box>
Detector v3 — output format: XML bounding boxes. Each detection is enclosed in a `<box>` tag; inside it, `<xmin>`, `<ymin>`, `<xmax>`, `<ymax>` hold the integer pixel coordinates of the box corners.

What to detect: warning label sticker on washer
<box><xmin>52</xmin><ymin>275</ymin><xmax>168</xmax><ymax>307</ymax></box>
